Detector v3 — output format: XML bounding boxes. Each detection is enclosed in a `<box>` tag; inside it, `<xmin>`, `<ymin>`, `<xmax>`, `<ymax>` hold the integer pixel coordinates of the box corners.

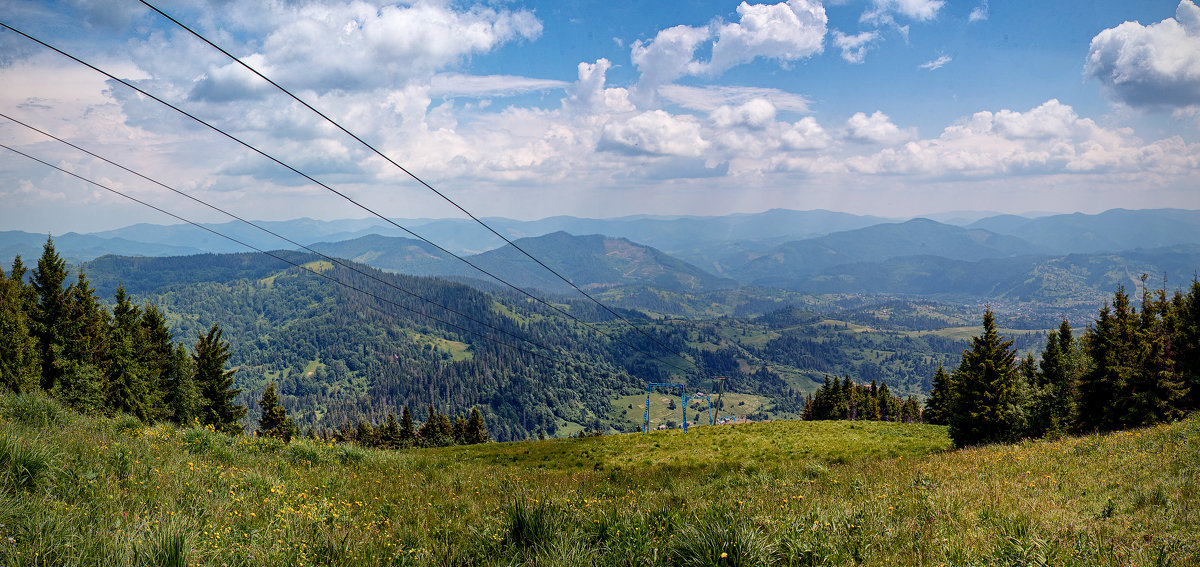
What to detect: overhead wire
<box><xmin>0</xmin><ymin>20</ymin><xmax>700</xmax><ymax>378</ymax></box>
<box><xmin>0</xmin><ymin>141</ymin><xmax>569</xmax><ymax>364</ymax></box>
<box><xmin>0</xmin><ymin>111</ymin><xmax>573</xmax><ymax>360</ymax></box>
<box><xmin>136</xmin><ymin>0</ymin><xmax>702</xmax><ymax>375</ymax></box>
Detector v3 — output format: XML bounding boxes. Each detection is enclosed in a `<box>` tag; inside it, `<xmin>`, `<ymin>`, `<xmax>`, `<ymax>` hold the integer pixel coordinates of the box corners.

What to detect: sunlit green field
<box><xmin>0</xmin><ymin>392</ymin><xmax>1196</xmax><ymax>566</ymax></box>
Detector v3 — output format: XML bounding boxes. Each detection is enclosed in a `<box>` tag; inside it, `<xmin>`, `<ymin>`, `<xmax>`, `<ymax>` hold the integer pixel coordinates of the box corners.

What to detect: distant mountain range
<box><xmin>4</xmin><ymin>208</ymin><xmax>1199</xmax><ymax>305</ymax></box>
<box><xmin>311</xmin><ymin>232</ymin><xmax>737</xmax><ymax>294</ymax></box>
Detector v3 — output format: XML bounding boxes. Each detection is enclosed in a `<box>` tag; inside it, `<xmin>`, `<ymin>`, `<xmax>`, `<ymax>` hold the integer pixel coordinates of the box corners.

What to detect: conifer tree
<box><xmin>418</xmin><ymin>404</ymin><xmax>453</xmax><ymax>447</ymax></box>
<box><xmin>452</xmin><ymin>414</ymin><xmax>467</xmax><ymax>445</ymax></box>
<box><xmin>107</xmin><ymin>285</ymin><xmax>151</xmax><ymax>420</ymax></box>
<box><xmin>63</xmin><ymin>272</ymin><xmax>108</xmax><ymax>368</ymax></box>
<box><xmin>257</xmin><ymin>383</ymin><xmax>295</xmax><ymax>442</ymax></box>
<box><xmin>1121</xmin><ymin>287</ymin><xmax>1186</xmax><ymax>427</ymax></box>
<box><xmin>877</xmin><ymin>381</ymin><xmax>893</xmax><ymax>421</ymax></box>
<box><xmin>139</xmin><ymin>305</ymin><xmax>175</xmax><ymax>421</ymax></box>
<box><xmin>466</xmin><ymin>406</ymin><xmax>488</xmax><ymax>444</ymax></box>
<box><xmin>31</xmin><ymin>237</ymin><xmax>69</xmax><ymax>392</ymax></box>
<box><xmin>399</xmin><ymin>405</ymin><xmax>415</xmax><ymax>447</ymax></box>
<box><xmin>165</xmin><ymin>344</ymin><xmax>201</xmax><ymax>425</ymax></box>
<box><xmin>923</xmin><ymin>366</ymin><xmax>955</xmax><ymax>425</ymax></box>
<box><xmin>1172</xmin><ymin>278</ymin><xmax>1200</xmax><ymax>403</ymax></box>
<box><xmin>356</xmin><ymin>419</ymin><xmax>377</xmax><ymax>447</ymax></box>
<box><xmin>379</xmin><ymin>412</ymin><xmax>401</xmax><ymax>449</ymax></box>
<box><xmin>949</xmin><ymin>308</ymin><xmax>1025</xmax><ymax>447</ymax></box>
<box><xmin>1078</xmin><ymin>294</ymin><xmax>1128</xmax><ymax>431</ymax></box>
<box><xmin>193</xmin><ymin>324</ymin><xmax>246</xmax><ymax>434</ymax></box>
<box><xmin>899</xmin><ymin>396</ymin><xmax>921</xmax><ymax>423</ymax></box>
<box><xmin>1030</xmin><ymin>320</ymin><xmax>1080</xmax><ymax>437</ymax></box>
<box><xmin>0</xmin><ymin>263</ymin><xmax>39</xmax><ymax>393</ymax></box>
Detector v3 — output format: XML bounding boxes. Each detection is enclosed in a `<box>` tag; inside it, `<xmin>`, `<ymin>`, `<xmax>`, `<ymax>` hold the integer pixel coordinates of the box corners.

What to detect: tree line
<box><xmin>925</xmin><ymin>278</ymin><xmax>1199</xmax><ymax>448</ymax></box>
<box><xmin>801</xmin><ymin>375</ymin><xmax>923</xmax><ymax>423</ymax></box>
<box><xmin>1</xmin><ymin>237</ymin><xmax>492</xmax><ymax>448</ymax></box>
<box><xmin>318</xmin><ymin>404</ymin><xmax>489</xmax><ymax>448</ymax></box>
<box><xmin>0</xmin><ymin>237</ymin><xmax>246</xmax><ymax>433</ymax></box>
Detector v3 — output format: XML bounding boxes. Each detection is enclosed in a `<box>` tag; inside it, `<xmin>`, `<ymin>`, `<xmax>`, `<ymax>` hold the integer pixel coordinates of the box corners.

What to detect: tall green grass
<box><xmin>0</xmin><ymin>390</ymin><xmax>1195</xmax><ymax>566</ymax></box>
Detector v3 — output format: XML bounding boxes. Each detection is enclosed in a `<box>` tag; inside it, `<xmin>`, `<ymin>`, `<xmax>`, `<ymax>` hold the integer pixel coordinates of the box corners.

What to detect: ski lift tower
<box><xmin>643</xmin><ymin>383</ymin><xmax>687</xmax><ymax>433</ymax></box>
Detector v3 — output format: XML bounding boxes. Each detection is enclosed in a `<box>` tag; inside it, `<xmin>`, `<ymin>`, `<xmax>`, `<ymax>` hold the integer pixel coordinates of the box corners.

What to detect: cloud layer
<box><xmin>0</xmin><ymin>0</ymin><xmax>1197</xmax><ymax>232</ymax></box>
<box><xmin>1085</xmin><ymin>0</ymin><xmax>1200</xmax><ymax>112</ymax></box>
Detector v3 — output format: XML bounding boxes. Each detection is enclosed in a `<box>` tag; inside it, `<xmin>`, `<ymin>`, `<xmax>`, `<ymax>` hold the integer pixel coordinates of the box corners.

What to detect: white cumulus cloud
<box><xmin>844</xmin><ymin>111</ymin><xmax>914</xmax><ymax>144</ymax></box>
<box><xmin>1085</xmin><ymin>0</ymin><xmax>1200</xmax><ymax>111</ymax></box>
<box><xmin>710</xmin><ymin>98</ymin><xmax>778</xmax><ymax>129</ymax></box>
<box><xmin>632</xmin><ymin>0</ymin><xmax>826</xmax><ymax>98</ymax></box>
<box><xmin>705</xmin><ymin>0</ymin><xmax>828</xmax><ymax>74</ymax></box>
<box><xmin>847</xmin><ymin>99</ymin><xmax>1200</xmax><ymax>176</ymax></box>
<box><xmin>599</xmin><ymin>110</ymin><xmax>710</xmax><ymax>157</ymax></box>
<box><xmin>781</xmin><ymin>117</ymin><xmax>831</xmax><ymax>150</ymax></box>
<box><xmin>189</xmin><ymin>1</ymin><xmax>542</xmax><ymax>99</ymax></box>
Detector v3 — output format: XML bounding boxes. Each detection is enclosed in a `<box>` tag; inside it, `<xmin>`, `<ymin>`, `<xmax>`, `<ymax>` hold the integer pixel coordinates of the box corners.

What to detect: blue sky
<box><xmin>1</xmin><ymin>0</ymin><xmax>1198</xmax><ymax>233</ymax></box>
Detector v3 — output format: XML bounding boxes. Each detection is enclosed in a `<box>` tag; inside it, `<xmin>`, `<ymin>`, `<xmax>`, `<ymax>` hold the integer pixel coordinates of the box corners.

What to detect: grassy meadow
<box><xmin>0</xmin><ymin>392</ymin><xmax>1196</xmax><ymax>566</ymax></box>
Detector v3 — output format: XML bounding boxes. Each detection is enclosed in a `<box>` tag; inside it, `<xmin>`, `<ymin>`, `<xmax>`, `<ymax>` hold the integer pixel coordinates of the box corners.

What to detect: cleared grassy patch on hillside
<box><xmin>0</xmin><ymin>392</ymin><xmax>1195</xmax><ymax>566</ymax></box>
<box><xmin>609</xmin><ymin>392</ymin><xmax>770</xmax><ymax>430</ymax></box>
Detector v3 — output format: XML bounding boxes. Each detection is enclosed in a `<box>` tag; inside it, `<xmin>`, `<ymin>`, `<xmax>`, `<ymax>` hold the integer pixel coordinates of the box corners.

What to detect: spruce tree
<box><xmin>257</xmin><ymin>383</ymin><xmax>295</xmax><ymax>442</ymax></box>
<box><xmin>452</xmin><ymin>414</ymin><xmax>467</xmax><ymax>445</ymax></box>
<box><xmin>379</xmin><ymin>412</ymin><xmax>402</xmax><ymax>449</ymax></box>
<box><xmin>1078</xmin><ymin>296</ymin><xmax>1126</xmax><ymax>431</ymax></box>
<box><xmin>1172</xmin><ymin>278</ymin><xmax>1200</xmax><ymax>403</ymax></box>
<box><xmin>949</xmin><ymin>308</ymin><xmax>1025</xmax><ymax>447</ymax></box>
<box><xmin>923</xmin><ymin>366</ymin><xmax>955</xmax><ymax>425</ymax></box>
<box><xmin>356</xmin><ymin>419</ymin><xmax>376</xmax><ymax>447</ymax></box>
<box><xmin>399</xmin><ymin>405</ymin><xmax>415</xmax><ymax>447</ymax></box>
<box><xmin>1030</xmin><ymin>320</ymin><xmax>1079</xmax><ymax>437</ymax></box>
<box><xmin>193</xmin><ymin>324</ymin><xmax>246</xmax><ymax>434</ymax></box>
<box><xmin>466</xmin><ymin>406</ymin><xmax>488</xmax><ymax>444</ymax></box>
<box><xmin>877</xmin><ymin>381</ymin><xmax>893</xmax><ymax>421</ymax></box>
<box><xmin>139</xmin><ymin>305</ymin><xmax>175</xmax><ymax>422</ymax></box>
<box><xmin>0</xmin><ymin>263</ymin><xmax>39</xmax><ymax>393</ymax></box>
<box><xmin>63</xmin><ymin>272</ymin><xmax>108</xmax><ymax>369</ymax></box>
<box><xmin>107</xmin><ymin>285</ymin><xmax>150</xmax><ymax>420</ymax></box>
<box><xmin>1122</xmin><ymin>287</ymin><xmax>1186</xmax><ymax>427</ymax></box>
<box><xmin>31</xmin><ymin>237</ymin><xmax>69</xmax><ymax>392</ymax></box>
<box><xmin>164</xmin><ymin>344</ymin><xmax>201</xmax><ymax>425</ymax></box>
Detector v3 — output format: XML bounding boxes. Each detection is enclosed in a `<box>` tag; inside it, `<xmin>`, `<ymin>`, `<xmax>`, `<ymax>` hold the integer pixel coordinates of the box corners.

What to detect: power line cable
<box><xmin>0</xmin><ymin>111</ymin><xmax>572</xmax><ymax>359</ymax></box>
<box><xmin>0</xmin><ymin>142</ymin><xmax>570</xmax><ymax>364</ymax></box>
<box><xmin>0</xmin><ymin>20</ymin><xmax>699</xmax><ymax>378</ymax></box>
<box><xmin>137</xmin><ymin>0</ymin><xmax>699</xmax><ymax>372</ymax></box>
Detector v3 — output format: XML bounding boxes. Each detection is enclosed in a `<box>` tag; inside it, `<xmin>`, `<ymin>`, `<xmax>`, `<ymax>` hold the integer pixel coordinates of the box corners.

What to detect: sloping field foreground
<box><xmin>0</xmin><ymin>393</ymin><xmax>1195</xmax><ymax>566</ymax></box>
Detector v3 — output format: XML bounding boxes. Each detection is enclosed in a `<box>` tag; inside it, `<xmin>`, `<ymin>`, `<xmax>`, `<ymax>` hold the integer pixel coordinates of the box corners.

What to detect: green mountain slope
<box><xmin>766</xmin><ymin>245</ymin><xmax>1200</xmax><ymax>308</ymax></box>
<box><xmin>971</xmin><ymin>208</ymin><xmax>1200</xmax><ymax>253</ymax></box>
<box><xmin>735</xmin><ymin>218</ymin><xmax>1042</xmax><ymax>284</ymax></box>
<box><xmin>314</xmin><ymin>231</ymin><xmax>738</xmax><ymax>293</ymax></box>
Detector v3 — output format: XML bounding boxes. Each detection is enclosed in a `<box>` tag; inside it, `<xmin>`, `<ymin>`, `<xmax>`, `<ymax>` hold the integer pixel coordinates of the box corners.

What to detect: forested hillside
<box><xmin>56</xmin><ymin>245</ymin><xmax>1001</xmax><ymax>436</ymax></box>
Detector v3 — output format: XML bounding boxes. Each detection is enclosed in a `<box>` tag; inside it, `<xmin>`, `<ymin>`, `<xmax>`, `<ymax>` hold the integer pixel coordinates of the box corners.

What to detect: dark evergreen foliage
<box><xmin>948</xmin><ymin>309</ymin><xmax>1025</xmax><ymax>448</ymax></box>
<box><xmin>803</xmin><ymin>375</ymin><xmax>919</xmax><ymax>423</ymax></box>
<box><xmin>32</xmin><ymin>237</ymin><xmax>69</xmax><ymax>392</ymax></box>
<box><xmin>194</xmin><ymin>324</ymin><xmax>246</xmax><ymax>434</ymax></box>
<box><xmin>257</xmin><ymin>382</ymin><xmax>296</xmax><ymax>442</ymax></box>
<box><xmin>922</xmin><ymin>366</ymin><xmax>954</xmax><ymax>425</ymax></box>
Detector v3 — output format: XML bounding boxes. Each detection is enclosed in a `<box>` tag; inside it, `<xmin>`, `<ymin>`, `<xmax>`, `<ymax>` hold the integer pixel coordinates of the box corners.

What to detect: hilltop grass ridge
<box><xmin>0</xmin><ymin>392</ymin><xmax>1196</xmax><ymax>566</ymax></box>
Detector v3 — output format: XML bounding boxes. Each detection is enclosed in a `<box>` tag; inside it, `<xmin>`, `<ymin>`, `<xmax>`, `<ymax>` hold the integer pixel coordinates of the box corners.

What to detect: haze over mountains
<box><xmin>4</xmin><ymin>208</ymin><xmax>1199</xmax><ymax>306</ymax></box>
